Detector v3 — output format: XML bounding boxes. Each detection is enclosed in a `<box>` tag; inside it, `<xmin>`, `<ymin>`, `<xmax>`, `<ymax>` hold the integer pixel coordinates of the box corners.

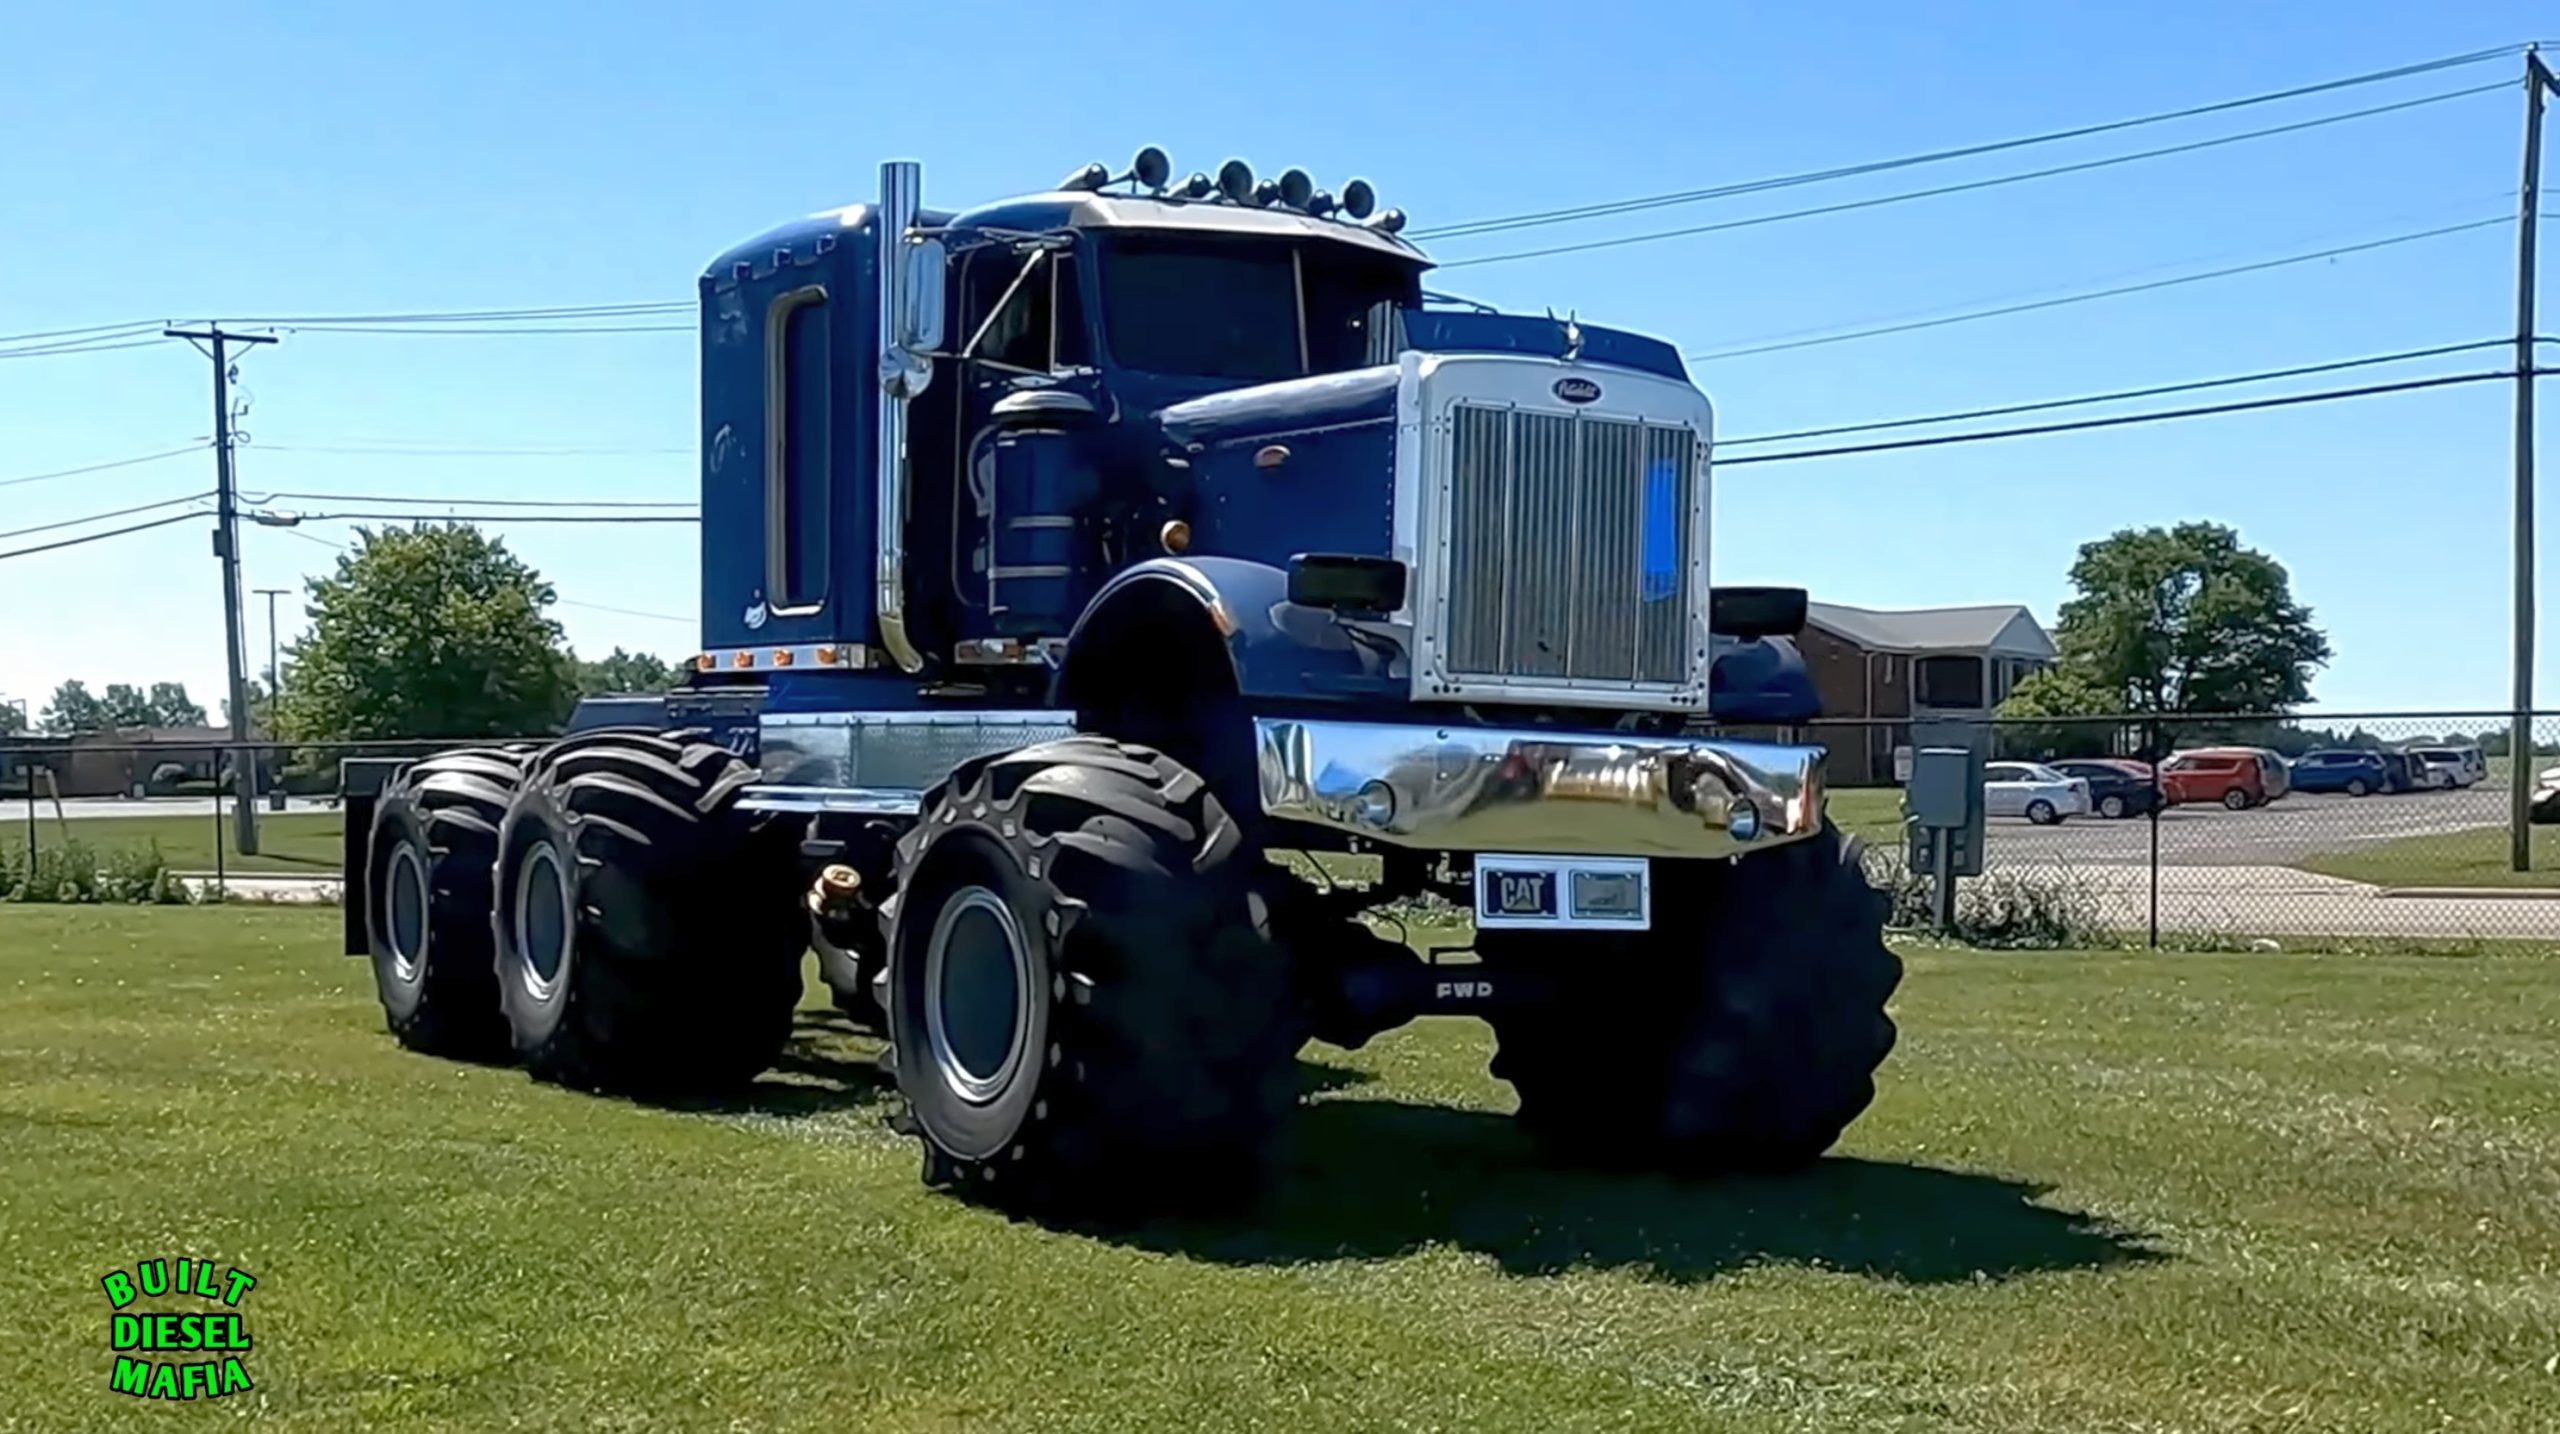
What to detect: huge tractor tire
<box><xmin>490</xmin><ymin>730</ymin><xmax>808</xmax><ymax>1097</ymax></box>
<box><xmin>1481</xmin><ymin>824</ymin><xmax>1900</xmax><ymax>1174</ymax></box>
<box><xmin>882</xmin><ymin>736</ymin><xmax>1299</xmax><ymax>1215</ymax></box>
<box><xmin>364</xmin><ymin>746</ymin><xmax>531</xmax><ymax>1058</ymax></box>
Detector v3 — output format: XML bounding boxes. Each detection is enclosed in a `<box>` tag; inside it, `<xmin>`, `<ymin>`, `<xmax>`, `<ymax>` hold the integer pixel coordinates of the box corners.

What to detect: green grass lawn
<box><xmin>3</xmin><ymin>907</ymin><xmax>2556</xmax><ymax>1432</ymax></box>
<box><xmin>1824</xmin><ymin>786</ymin><xmax>1905</xmax><ymax>843</ymax></box>
<box><xmin>2299</xmin><ymin>822</ymin><xmax>2560</xmax><ymax>890</ymax></box>
<box><xmin>16</xmin><ymin>809</ymin><xmax>342</xmax><ymax>875</ymax></box>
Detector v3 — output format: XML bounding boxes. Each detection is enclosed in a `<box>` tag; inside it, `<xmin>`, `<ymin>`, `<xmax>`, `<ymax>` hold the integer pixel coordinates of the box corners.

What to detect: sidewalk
<box><xmin>2049</xmin><ymin>863</ymin><xmax>2560</xmax><ymax>942</ymax></box>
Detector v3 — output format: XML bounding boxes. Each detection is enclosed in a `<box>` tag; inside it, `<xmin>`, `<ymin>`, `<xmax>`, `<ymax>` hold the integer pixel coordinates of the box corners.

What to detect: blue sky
<box><xmin>1</xmin><ymin>0</ymin><xmax>2551</xmax><ymax>721</ymax></box>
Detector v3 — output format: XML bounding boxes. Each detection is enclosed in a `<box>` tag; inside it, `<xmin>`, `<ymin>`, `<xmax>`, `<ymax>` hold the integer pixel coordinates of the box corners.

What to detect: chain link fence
<box><xmin>1807</xmin><ymin>710</ymin><xmax>2560</xmax><ymax>949</ymax></box>
<box><xmin>7</xmin><ymin>717</ymin><xmax>2560</xmax><ymax>946</ymax></box>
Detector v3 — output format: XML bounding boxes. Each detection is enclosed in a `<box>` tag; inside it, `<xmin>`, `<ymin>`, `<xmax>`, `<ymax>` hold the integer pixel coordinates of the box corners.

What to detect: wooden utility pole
<box><xmin>165</xmin><ymin>326</ymin><xmax>277</xmax><ymax>857</ymax></box>
<box><xmin>2511</xmin><ymin>51</ymin><xmax>2555</xmax><ymax>871</ymax></box>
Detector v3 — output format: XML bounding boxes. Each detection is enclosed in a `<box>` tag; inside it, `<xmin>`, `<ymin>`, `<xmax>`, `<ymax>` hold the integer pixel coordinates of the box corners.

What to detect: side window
<box><xmin>765</xmin><ymin>287</ymin><xmax>830</xmax><ymax>611</ymax></box>
<box><xmin>1051</xmin><ymin>251</ymin><xmax>1090</xmax><ymax>368</ymax></box>
<box><xmin>967</xmin><ymin>249</ymin><xmax>1054</xmax><ymax>372</ymax></box>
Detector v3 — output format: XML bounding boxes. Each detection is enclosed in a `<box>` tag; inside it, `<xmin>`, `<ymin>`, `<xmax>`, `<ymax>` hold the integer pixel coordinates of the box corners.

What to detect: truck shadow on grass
<box><xmin>1084</xmin><ymin>1065</ymin><xmax>2166</xmax><ymax>1286</ymax></box>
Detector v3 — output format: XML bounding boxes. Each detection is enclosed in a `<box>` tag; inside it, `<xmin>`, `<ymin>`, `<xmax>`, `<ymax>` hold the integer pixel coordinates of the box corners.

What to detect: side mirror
<box><xmin>1288</xmin><ymin>554</ymin><xmax>1406</xmax><ymax>614</ymax></box>
<box><xmin>896</xmin><ymin>236</ymin><xmax>946</xmax><ymax>353</ymax></box>
<box><xmin>1709</xmin><ymin>585</ymin><xmax>1807</xmax><ymax>639</ymax></box>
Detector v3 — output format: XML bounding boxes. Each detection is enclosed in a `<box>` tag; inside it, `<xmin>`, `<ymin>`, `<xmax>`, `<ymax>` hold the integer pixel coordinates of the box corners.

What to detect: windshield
<box><xmin>1099</xmin><ymin>235</ymin><xmax>1415</xmax><ymax>381</ymax></box>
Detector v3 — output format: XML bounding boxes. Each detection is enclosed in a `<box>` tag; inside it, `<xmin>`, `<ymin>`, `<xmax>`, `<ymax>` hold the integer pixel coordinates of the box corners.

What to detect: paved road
<box><xmin>24</xmin><ymin>794</ymin><xmax>337</xmax><ymax>820</ymax></box>
<box><xmin>1978</xmin><ymin>785</ymin><xmax>2508</xmax><ymax>866</ymax></box>
<box><xmin>2061</xmin><ymin>864</ymin><xmax>2560</xmax><ymax>943</ymax></box>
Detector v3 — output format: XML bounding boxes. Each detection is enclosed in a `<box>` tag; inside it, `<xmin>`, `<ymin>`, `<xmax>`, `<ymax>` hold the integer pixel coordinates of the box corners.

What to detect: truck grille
<box><xmin>1443</xmin><ymin>404</ymin><xmax>1698</xmax><ymax>687</ymax></box>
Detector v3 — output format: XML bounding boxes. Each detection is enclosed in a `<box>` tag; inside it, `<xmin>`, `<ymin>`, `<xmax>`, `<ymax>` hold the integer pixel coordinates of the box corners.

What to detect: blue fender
<box><xmin>1053</xmin><ymin>556</ymin><xmax>1406</xmax><ymax>710</ymax></box>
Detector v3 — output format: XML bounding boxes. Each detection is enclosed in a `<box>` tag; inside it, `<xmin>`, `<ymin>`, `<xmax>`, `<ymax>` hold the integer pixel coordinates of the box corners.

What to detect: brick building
<box><xmin>1800</xmin><ymin>602</ymin><xmax>2056</xmax><ymax>785</ymax></box>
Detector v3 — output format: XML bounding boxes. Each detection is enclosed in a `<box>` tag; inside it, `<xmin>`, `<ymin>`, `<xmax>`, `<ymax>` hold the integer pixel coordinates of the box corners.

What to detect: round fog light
<box><xmin>1728</xmin><ymin>800</ymin><xmax>1761</xmax><ymax>842</ymax></box>
<box><xmin>1352</xmin><ymin>781</ymin><xmax>1397</xmax><ymax>829</ymax></box>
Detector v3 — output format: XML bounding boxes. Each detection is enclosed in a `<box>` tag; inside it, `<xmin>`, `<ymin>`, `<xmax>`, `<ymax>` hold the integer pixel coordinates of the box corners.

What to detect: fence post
<box><xmin>209</xmin><ymin>748</ymin><xmax>226</xmax><ymax>897</ymax></box>
<box><xmin>2145</xmin><ymin>717</ymin><xmax>2162</xmax><ymax>950</ymax></box>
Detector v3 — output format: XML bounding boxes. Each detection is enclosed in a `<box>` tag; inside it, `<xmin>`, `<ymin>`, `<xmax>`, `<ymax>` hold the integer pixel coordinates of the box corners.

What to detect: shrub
<box><xmin>1860</xmin><ymin>845</ymin><xmax>2105</xmax><ymax>949</ymax></box>
<box><xmin>2</xmin><ymin>837</ymin><xmax>192</xmax><ymax>905</ymax></box>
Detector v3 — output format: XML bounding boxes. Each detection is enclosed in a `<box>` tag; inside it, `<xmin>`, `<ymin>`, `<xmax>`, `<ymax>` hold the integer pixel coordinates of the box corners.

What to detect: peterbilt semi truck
<box><xmin>344</xmin><ymin>149</ymin><xmax>1899</xmax><ymax>1214</ymax></box>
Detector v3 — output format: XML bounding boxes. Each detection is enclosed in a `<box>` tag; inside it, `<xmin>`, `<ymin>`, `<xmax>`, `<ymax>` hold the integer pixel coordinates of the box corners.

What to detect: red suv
<box><xmin>2159</xmin><ymin>747</ymin><xmax>2289</xmax><ymax>810</ymax></box>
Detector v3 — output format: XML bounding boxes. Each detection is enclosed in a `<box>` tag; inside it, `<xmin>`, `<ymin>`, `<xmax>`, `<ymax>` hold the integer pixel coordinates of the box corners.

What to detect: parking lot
<box><xmin>1979</xmin><ymin>783</ymin><xmax>2511</xmax><ymax>867</ymax></box>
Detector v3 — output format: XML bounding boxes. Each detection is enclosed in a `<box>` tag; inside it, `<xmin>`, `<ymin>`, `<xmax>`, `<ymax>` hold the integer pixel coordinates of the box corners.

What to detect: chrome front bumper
<box><xmin>1254</xmin><ymin>718</ymin><xmax>1824</xmax><ymax>860</ymax></box>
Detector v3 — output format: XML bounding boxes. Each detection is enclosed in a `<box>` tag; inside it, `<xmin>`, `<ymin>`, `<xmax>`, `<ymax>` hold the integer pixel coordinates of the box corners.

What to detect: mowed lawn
<box><xmin>17</xmin><ymin>809</ymin><xmax>342</xmax><ymax>875</ymax></box>
<box><xmin>3</xmin><ymin>909</ymin><xmax>2556</xmax><ymax>1432</ymax></box>
<box><xmin>2301</xmin><ymin>822</ymin><xmax>2560</xmax><ymax>890</ymax></box>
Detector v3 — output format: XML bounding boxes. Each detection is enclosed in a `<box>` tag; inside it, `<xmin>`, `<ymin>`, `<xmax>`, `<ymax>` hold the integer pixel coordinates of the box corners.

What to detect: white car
<box><xmin>2408</xmin><ymin>748</ymin><xmax>2476</xmax><ymax>789</ymax></box>
<box><xmin>1983</xmin><ymin>761</ymin><xmax>2090</xmax><ymax>825</ymax></box>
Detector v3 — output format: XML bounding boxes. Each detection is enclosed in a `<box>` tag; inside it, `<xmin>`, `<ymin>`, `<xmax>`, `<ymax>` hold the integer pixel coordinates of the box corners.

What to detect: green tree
<box><xmin>1992</xmin><ymin>667</ymin><xmax>2123</xmax><ymax>759</ymax></box>
<box><xmin>2045</xmin><ymin>522</ymin><xmax>2329</xmax><ymax>716</ymax></box>
<box><xmin>571</xmin><ymin>647</ymin><xmax>680</xmax><ymax>698</ymax></box>
<box><xmin>0</xmin><ymin>699</ymin><xmax>25</xmax><ymax>735</ymax></box>
<box><xmin>276</xmin><ymin>523</ymin><xmax>575</xmax><ymax>741</ymax></box>
<box><xmin>145</xmin><ymin>682</ymin><xmax>208</xmax><ymax>727</ymax></box>
<box><xmin>39</xmin><ymin>679</ymin><xmax>110</xmax><ymax>733</ymax></box>
<box><xmin>100</xmin><ymin>683</ymin><xmax>156</xmax><ymax>729</ymax></box>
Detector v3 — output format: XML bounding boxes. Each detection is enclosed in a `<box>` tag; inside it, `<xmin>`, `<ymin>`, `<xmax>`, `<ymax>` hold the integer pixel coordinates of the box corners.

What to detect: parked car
<box><xmin>1983</xmin><ymin>761</ymin><xmax>2090</xmax><ymax>825</ymax></box>
<box><xmin>2371</xmin><ymin>748</ymin><xmax>2420</xmax><ymax>793</ymax></box>
<box><xmin>2047</xmin><ymin>758</ymin><xmax>2162</xmax><ymax>819</ymax></box>
<box><xmin>2287</xmin><ymin>748</ymin><xmax>2390</xmax><ymax>797</ymax></box>
<box><xmin>2159</xmin><ymin>747</ymin><xmax>2290</xmax><ymax>810</ymax></box>
<box><xmin>2408</xmin><ymin>748</ymin><xmax>2475</xmax><ymax>789</ymax></box>
<box><xmin>2407</xmin><ymin>744</ymin><xmax>2486</xmax><ymax>786</ymax></box>
<box><xmin>2533</xmin><ymin>765</ymin><xmax>2560</xmax><ymax>824</ymax></box>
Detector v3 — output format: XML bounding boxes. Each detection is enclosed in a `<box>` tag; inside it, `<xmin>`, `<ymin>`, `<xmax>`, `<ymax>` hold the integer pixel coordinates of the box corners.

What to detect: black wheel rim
<box><xmin>514</xmin><ymin>840</ymin><xmax>574</xmax><ymax>997</ymax></box>
<box><xmin>384</xmin><ymin>844</ymin><xmax>428</xmax><ymax>981</ymax></box>
<box><xmin>924</xmin><ymin>885</ymin><xmax>1031</xmax><ymax>1105</ymax></box>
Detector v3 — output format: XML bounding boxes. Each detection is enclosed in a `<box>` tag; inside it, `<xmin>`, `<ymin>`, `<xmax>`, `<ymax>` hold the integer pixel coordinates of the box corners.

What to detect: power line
<box><xmin>1721</xmin><ymin>369</ymin><xmax>2528</xmax><ymax>468</ymax></box>
<box><xmin>1438</xmin><ymin>81</ymin><xmax>2509</xmax><ymax>271</ymax></box>
<box><xmin>0</xmin><ymin>319</ymin><xmax>167</xmax><ymax>345</ymax></box>
<box><xmin>246</xmin><ymin>489</ymin><xmax>695</xmax><ymax>509</ymax></box>
<box><xmin>559</xmin><ymin>597</ymin><xmax>694</xmax><ymax>624</ymax></box>
<box><xmin>1719</xmin><ymin>339</ymin><xmax>2521</xmax><ymax>446</ymax></box>
<box><xmin>1419</xmin><ymin>43</ymin><xmax>2527</xmax><ymax>240</ymax></box>
<box><xmin>0</xmin><ymin>491</ymin><xmax>214</xmax><ymax>542</ymax></box>
<box><xmin>230</xmin><ymin>301</ymin><xmax>687</xmax><ymax>325</ymax></box>
<box><xmin>266</xmin><ymin>322</ymin><xmax>689</xmax><ymax>337</ymax></box>
<box><xmin>0</xmin><ymin>444</ymin><xmax>209</xmax><ymax>491</ymax></box>
<box><xmin>0</xmin><ymin>511</ymin><xmax>203</xmax><ymax>563</ymax></box>
<box><xmin>252</xmin><ymin>442</ymin><xmax>689</xmax><ymax>457</ymax></box>
<box><xmin>262</xmin><ymin>510</ymin><xmax>699</xmax><ymax>524</ymax></box>
<box><xmin>0</xmin><ymin>336</ymin><xmax>168</xmax><ymax>361</ymax></box>
<box><xmin>1687</xmin><ymin>215</ymin><xmax>2515</xmax><ymax>362</ymax></box>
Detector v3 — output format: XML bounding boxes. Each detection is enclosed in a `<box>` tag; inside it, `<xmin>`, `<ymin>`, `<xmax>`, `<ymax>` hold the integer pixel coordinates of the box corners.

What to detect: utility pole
<box><xmin>166</xmin><ymin>325</ymin><xmax>277</xmax><ymax>858</ymax></box>
<box><xmin>2511</xmin><ymin>51</ymin><xmax>2556</xmax><ymax>871</ymax></box>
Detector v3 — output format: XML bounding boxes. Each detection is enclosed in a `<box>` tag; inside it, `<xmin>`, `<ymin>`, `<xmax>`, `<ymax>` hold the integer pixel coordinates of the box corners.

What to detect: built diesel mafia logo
<box><xmin>100</xmin><ymin>1258</ymin><xmax>259</xmax><ymax>1401</ymax></box>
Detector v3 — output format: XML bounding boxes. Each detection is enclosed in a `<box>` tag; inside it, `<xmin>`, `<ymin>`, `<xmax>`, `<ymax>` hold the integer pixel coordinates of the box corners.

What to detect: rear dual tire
<box><xmin>489</xmin><ymin>731</ymin><xmax>809</xmax><ymax>1096</ymax></box>
<box><xmin>364</xmin><ymin>747</ymin><xmax>534</xmax><ymax>1058</ymax></box>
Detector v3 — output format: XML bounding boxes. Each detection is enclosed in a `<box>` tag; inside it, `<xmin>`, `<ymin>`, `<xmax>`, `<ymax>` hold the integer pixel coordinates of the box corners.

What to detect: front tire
<box><xmin>364</xmin><ymin>748</ymin><xmax>529</xmax><ymax>1058</ymax></box>
<box><xmin>2222</xmin><ymin>787</ymin><xmax>2252</xmax><ymax>811</ymax></box>
<box><xmin>491</xmin><ymin>731</ymin><xmax>808</xmax><ymax>1096</ymax></box>
<box><xmin>883</xmin><ymin>736</ymin><xmax>1298</xmax><ymax>1214</ymax></box>
<box><xmin>2026</xmin><ymin>798</ymin><xmax>2059</xmax><ymax>825</ymax></box>
<box><xmin>2346</xmin><ymin>779</ymin><xmax>2369</xmax><ymax>797</ymax></box>
<box><xmin>2097</xmin><ymin>793</ymin><xmax>2127</xmax><ymax>820</ymax></box>
<box><xmin>1481</xmin><ymin>824</ymin><xmax>1900</xmax><ymax>1174</ymax></box>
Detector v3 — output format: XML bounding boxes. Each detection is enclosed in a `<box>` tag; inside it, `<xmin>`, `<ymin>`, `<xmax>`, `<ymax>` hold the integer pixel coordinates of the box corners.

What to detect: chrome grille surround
<box><xmin>1398</xmin><ymin>354</ymin><xmax>1714</xmax><ymax>711</ymax></box>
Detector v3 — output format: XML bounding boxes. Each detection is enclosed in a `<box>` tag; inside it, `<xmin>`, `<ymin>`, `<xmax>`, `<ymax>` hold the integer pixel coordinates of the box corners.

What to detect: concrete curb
<box><xmin>2375</xmin><ymin>886</ymin><xmax>2560</xmax><ymax>901</ymax></box>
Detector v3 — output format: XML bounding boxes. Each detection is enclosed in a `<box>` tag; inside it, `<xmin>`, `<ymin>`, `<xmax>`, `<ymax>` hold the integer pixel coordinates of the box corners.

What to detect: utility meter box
<box><xmin>1904</xmin><ymin>726</ymin><xmax>1987</xmax><ymax>879</ymax></box>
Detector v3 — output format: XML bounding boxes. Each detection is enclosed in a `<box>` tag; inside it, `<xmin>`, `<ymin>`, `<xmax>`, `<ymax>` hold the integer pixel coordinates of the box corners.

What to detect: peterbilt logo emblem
<box><xmin>1553</xmin><ymin>376</ymin><xmax>1602</xmax><ymax>405</ymax></box>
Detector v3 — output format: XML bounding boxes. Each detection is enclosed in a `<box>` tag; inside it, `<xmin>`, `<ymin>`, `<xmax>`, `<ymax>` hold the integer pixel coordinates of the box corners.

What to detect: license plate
<box><xmin>1473</xmin><ymin>855</ymin><xmax>1650</xmax><ymax>930</ymax></box>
